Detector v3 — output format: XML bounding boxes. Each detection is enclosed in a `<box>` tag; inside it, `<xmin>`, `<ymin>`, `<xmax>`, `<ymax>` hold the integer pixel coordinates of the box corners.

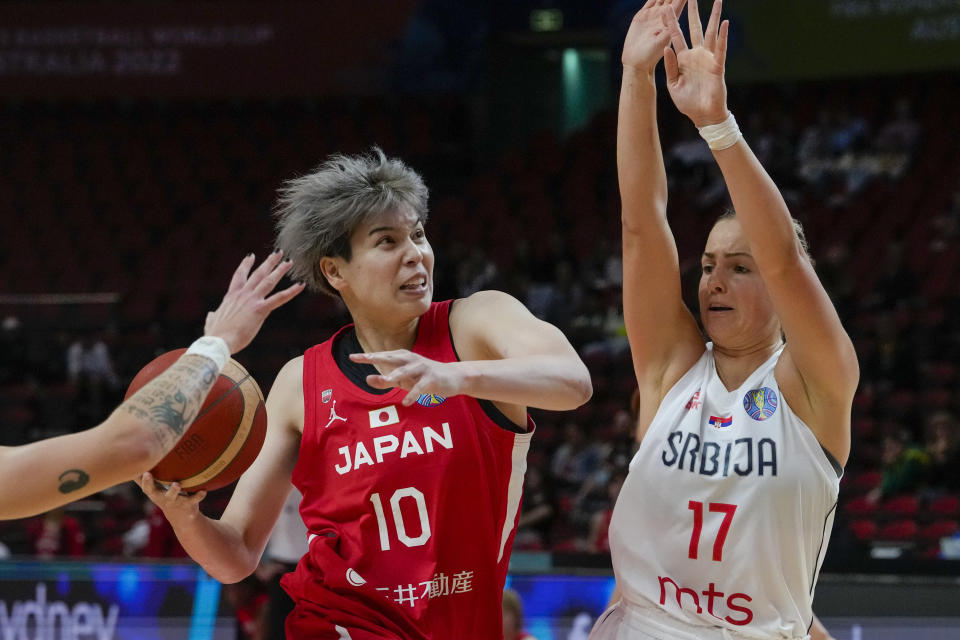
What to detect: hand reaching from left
<box><xmin>662</xmin><ymin>0</ymin><xmax>730</xmax><ymax>127</ymax></box>
<box><xmin>350</xmin><ymin>350</ymin><xmax>465</xmax><ymax>407</ymax></box>
<box><xmin>622</xmin><ymin>0</ymin><xmax>687</xmax><ymax>72</ymax></box>
<box><xmin>204</xmin><ymin>251</ymin><xmax>305</xmax><ymax>354</ymax></box>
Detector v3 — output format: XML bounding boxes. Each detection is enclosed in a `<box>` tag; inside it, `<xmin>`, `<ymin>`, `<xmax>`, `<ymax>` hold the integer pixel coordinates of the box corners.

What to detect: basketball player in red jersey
<box><xmin>0</xmin><ymin>252</ymin><xmax>303</xmax><ymax>520</ymax></box>
<box><xmin>140</xmin><ymin>148</ymin><xmax>593</xmax><ymax>639</ymax></box>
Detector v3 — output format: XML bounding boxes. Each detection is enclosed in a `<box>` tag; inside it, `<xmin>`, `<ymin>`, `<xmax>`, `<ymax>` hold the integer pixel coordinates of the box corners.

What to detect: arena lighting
<box><xmin>530</xmin><ymin>8</ymin><xmax>563</xmax><ymax>32</ymax></box>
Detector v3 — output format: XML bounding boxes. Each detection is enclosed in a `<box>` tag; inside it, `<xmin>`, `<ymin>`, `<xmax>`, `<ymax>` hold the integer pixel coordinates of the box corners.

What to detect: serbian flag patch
<box><xmin>708</xmin><ymin>415</ymin><xmax>733</xmax><ymax>429</ymax></box>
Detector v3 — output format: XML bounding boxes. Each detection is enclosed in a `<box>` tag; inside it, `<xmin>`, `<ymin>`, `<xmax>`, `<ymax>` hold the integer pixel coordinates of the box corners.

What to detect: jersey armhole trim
<box><xmin>820</xmin><ymin>445</ymin><xmax>844</xmax><ymax>479</ymax></box>
<box><xmin>447</xmin><ymin>298</ymin><xmax>528</xmax><ymax>434</ymax></box>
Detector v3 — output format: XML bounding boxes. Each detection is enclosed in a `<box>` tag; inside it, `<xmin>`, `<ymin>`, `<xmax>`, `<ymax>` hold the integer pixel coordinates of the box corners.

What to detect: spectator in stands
<box><xmin>260</xmin><ymin>488</ymin><xmax>308</xmax><ymax>640</ymax></box>
<box><xmin>876</xmin><ymin>97</ymin><xmax>921</xmax><ymax>156</ymax></box>
<box><xmin>28</xmin><ymin>507</ymin><xmax>85</xmax><ymax>558</ymax></box>
<box><xmin>515</xmin><ymin>465</ymin><xmax>556</xmax><ymax>551</ymax></box>
<box><xmin>867</xmin><ymin>430</ymin><xmax>929</xmax><ymax>504</ymax></box>
<box><xmin>585</xmin><ymin>468</ymin><xmax>627</xmax><ymax>553</ymax></box>
<box><xmin>66</xmin><ymin>328</ymin><xmax>121</xmax><ymax>389</ymax></box>
<box><xmin>140</xmin><ymin>500</ymin><xmax>188</xmax><ymax>558</ymax></box>
<box><xmin>551</xmin><ymin>419</ymin><xmax>604</xmax><ymax>494</ymax></box>
<box><xmin>796</xmin><ymin>109</ymin><xmax>833</xmax><ymax>190</ymax></box>
<box><xmin>225</xmin><ymin>575</ymin><xmax>269</xmax><ymax>640</ymax></box>
<box><xmin>455</xmin><ymin>247</ymin><xmax>498</xmax><ymax>298</ymax></box>
<box><xmin>502</xmin><ymin>588</ymin><xmax>539</xmax><ymax>640</ymax></box>
<box><xmin>923</xmin><ymin>411</ymin><xmax>960</xmax><ymax>495</ymax></box>
<box><xmin>66</xmin><ymin>327</ymin><xmax>121</xmax><ymax>426</ymax></box>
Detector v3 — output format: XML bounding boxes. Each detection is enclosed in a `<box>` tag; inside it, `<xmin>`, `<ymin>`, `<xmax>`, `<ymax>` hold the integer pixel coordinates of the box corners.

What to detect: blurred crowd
<box><xmin>1</xmin><ymin>75</ymin><xmax>959</xmax><ymax>578</ymax></box>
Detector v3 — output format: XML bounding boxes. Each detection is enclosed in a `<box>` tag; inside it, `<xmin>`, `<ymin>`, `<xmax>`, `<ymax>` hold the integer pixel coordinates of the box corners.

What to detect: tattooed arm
<box><xmin>0</xmin><ymin>252</ymin><xmax>304</xmax><ymax>521</ymax></box>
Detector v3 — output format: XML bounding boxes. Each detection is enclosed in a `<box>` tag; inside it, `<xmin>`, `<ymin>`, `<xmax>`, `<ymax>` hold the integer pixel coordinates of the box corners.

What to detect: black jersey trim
<box><xmin>332</xmin><ymin>327</ymin><xmax>391</xmax><ymax>395</ymax></box>
<box><xmin>820</xmin><ymin>445</ymin><xmax>844</xmax><ymax>479</ymax></box>
<box><xmin>809</xmin><ymin>500</ymin><xmax>838</xmax><ymax>597</ymax></box>
<box><xmin>447</xmin><ymin>299</ymin><xmax>527</xmax><ymax>434</ymax></box>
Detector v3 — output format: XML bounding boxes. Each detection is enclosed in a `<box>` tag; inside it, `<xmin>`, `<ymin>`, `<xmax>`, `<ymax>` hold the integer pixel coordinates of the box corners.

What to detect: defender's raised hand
<box><xmin>663</xmin><ymin>0</ymin><xmax>730</xmax><ymax>127</ymax></box>
<box><xmin>204</xmin><ymin>251</ymin><xmax>305</xmax><ymax>354</ymax></box>
<box><xmin>623</xmin><ymin>0</ymin><xmax>687</xmax><ymax>72</ymax></box>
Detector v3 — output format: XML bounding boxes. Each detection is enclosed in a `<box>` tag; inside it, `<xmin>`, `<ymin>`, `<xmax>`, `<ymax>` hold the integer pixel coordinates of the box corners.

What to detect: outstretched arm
<box><xmin>0</xmin><ymin>253</ymin><xmax>304</xmax><ymax>520</ymax></box>
<box><xmin>663</xmin><ymin>0</ymin><xmax>858</xmax><ymax>463</ymax></box>
<box><xmin>352</xmin><ymin>290</ymin><xmax>592</xmax><ymax>416</ymax></box>
<box><xmin>617</xmin><ymin>0</ymin><xmax>704</xmax><ymax>428</ymax></box>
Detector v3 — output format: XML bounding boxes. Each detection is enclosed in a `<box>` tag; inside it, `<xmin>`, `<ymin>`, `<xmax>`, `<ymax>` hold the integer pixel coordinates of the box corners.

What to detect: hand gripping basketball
<box><xmin>205</xmin><ymin>251</ymin><xmax>305</xmax><ymax>354</ymax></box>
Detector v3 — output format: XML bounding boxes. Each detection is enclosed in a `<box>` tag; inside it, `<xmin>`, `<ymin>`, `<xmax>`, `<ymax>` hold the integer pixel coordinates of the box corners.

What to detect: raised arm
<box><xmin>139</xmin><ymin>356</ymin><xmax>304</xmax><ymax>583</ymax></box>
<box><xmin>0</xmin><ymin>252</ymin><xmax>304</xmax><ymax>520</ymax></box>
<box><xmin>663</xmin><ymin>0</ymin><xmax>858</xmax><ymax>462</ymax></box>
<box><xmin>618</xmin><ymin>0</ymin><xmax>704</xmax><ymax>413</ymax></box>
<box><xmin>352</xmin><ymin>290</ymin><xmax>592</xmax><ymax>418</ymax></box>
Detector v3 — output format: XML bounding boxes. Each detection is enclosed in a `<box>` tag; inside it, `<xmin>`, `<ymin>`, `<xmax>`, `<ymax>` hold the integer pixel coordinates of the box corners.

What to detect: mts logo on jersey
<box><xmin>658</xmin><ymin>577</ymin><xmax>753</xmax><ymax>626</ymax></box>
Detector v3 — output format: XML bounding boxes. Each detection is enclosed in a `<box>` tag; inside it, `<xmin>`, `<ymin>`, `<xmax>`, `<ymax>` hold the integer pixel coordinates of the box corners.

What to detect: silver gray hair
<box><xmin>274</xmin><ymin>147</ymin><xmax>429</xmax><ymax>296</ymax></box>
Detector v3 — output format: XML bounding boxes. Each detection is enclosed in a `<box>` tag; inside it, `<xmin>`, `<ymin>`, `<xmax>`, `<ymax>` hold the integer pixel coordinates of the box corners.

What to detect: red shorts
<box><xmin>280</xmin><ymin>534</ymin><xmax>428</xmax><ymax>640</ymax></box>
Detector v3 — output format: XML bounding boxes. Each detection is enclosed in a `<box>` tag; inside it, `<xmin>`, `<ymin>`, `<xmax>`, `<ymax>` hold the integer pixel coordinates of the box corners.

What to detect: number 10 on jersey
<box><xmin>370</xmin><ymin>488</ymin><xmax>432</xmax><ymax>551</ymax></box>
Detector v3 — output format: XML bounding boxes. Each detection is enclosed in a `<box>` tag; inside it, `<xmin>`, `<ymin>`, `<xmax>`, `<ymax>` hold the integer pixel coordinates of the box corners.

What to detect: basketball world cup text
<box><xmin>335</xmin><ymin>423</ymin><xmax>453</xmax><ymax>475</ymax></box>
<box><xmin>661</xmin><ymin>431</ymin><xmax>778</xmax><ymax>477</ymax></box>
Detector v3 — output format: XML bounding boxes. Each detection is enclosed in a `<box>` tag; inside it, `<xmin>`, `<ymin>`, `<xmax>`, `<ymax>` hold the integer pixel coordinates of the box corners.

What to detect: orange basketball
<box><xmin>124</xmin><ymin>348</ymin><xmax>267</xmax><ymax>492</ymax></box>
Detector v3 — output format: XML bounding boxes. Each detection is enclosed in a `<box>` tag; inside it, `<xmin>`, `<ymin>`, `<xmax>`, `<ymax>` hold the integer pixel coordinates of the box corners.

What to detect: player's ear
<box><xmin>319</xmin><ymin>257</ymin><xmax>346</xmax><ymax>292</ymax></box>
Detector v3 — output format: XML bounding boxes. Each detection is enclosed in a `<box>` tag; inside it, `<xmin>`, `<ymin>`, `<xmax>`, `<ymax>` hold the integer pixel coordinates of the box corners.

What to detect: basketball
<box><xmin>124</xmin><ymin>348</ymin><xmax>267</xmax><ymax>492</ymax></box>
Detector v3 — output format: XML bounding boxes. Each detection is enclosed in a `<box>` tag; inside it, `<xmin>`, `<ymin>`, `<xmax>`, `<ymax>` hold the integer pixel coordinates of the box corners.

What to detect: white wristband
<box><xmin>185</xmin><ymin>336</ymin><xmax>230</xmax><ymax>372</ymax></box>
<box><xmin>698</xmin><ymin>112</ymin><xmax>742</xmax><ymax>151</ymax></box>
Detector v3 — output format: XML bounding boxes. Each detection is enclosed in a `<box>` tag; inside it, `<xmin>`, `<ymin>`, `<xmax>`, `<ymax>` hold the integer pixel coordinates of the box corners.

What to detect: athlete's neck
<box><xmin>712</xmin><ymin>338</ymin><xmax>783</xmax><ymax>391</ymax></box>
<box><xmin>352</xmin><ymin>316</ymin><xmax>421</xmax><ymax>354</ymax></box>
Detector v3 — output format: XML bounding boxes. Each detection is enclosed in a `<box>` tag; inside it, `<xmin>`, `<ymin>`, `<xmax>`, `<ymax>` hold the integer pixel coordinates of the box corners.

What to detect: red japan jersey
<box><xmin>282</xmin><ymin>300</ymin><xmax>533</xmax><ymax>640</ymax></box>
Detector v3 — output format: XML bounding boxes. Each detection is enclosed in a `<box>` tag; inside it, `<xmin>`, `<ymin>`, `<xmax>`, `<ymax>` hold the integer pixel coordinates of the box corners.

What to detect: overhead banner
<box><xmin>0</xmin><ymin>1</ymin><xmax>419</xmax><ymax>99</ymax></box>
<box><xmin>725</xmin><ymin>0</ymin><xmax>960</xmax><ymax>81</ymax></box>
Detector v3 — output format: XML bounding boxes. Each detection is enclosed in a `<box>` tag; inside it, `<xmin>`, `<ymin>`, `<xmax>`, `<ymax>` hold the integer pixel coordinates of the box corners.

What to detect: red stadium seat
<box><xmin>848</xmin><ymin>518</ymin><xmax>878</xmax><ymax>542</ymax></box>
<box><xmin>882</xmin><ymin>494</ymin><xmax>920</xmax><ymax>517</ymax></box>
<box><xmin>876</xmin><ymin>519</ymin><xmax>919</xmax><ymax>541</ymax></box>
<box><xmin>918</xmin><ymin>520</ymin><xmax>959</xmax><ymax>542</ymax></box>
<box><xmin>844</xmin><ymin>495</ymin><xmax>879</xmax><ymax>516</ymax></box>
<box><xmin>848</xmin><ymin>470</ymin><xmax>882</xmax><ymax>492</ymax></box>
<box><xmin>928</xmin><ymin>494</ymin><xmax>960</xmax><ymax>518</ymax></box>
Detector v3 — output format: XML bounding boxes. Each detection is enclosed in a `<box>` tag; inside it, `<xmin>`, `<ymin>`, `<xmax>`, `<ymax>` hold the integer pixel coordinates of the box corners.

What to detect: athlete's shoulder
<box><xmin>272</xmin><ymin>356</ymin><xmax>305</xmax><ymax>392</ymax></box>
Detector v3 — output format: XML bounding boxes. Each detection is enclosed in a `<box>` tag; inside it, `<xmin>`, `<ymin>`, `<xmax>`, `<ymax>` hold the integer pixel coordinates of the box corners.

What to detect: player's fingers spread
<box><xmin>402</xmin><ymin>379</ymin><xmax>429</xmax><ymax>406</ymax></box>
<box><xmin>264</xmin><ymin>282</ymin><xmax>306</xmax><ymax>310</ymax></box>
<box><xmin>255</xmin><ymin>258</ymin><xmax>294</xmax><ymax>297</ymax></box>
<box><xmin>664</xmin><ymin>46</ymin><xmax>680</xmax><ymax>81</ymax></box>
<box><xmin>165</xmin><ymin>482</ymin><xmax>183</xmax><ymax>501</ymax></box>
<box><xmin>688</xmin><ymin>0</ymin><xmax>703</xmax><ymax>46</ymax></box>
<box><xmin>137</xmin><ymin>472</ymin><xmax>154</xmax><ymax>494</ymax></box>
<box><xmin>365</xmin><ymin>374</ymin><xmax>393</xmax><ymax>389</ymax></box>
<box><xmin>247</xmin><ymin>250</ymin><xmax>284</xmax><ymax>288</ymax></box>
<box><xmin>673</xmin><ymin>0</ymin><xmax>688</xmax><ymax>17</ymax></box>
<box><xmin>188</xmin><ymin>490</ymin><xmax>207</xmax><ymax>505</ymax></box>
<box><xmin>667</xmin><ymin>11</ymin><xmax>688</xmax><ymax>51</ymax></box>
<box><xmin>230</xmin><ymin>253</ymin><xmax>255</xmax><ymax>290</ymax></box>
<box><xmin>717</xmin><ymin>20</ymin><xmax>729</xmax><ymax>66</ymax></box>
<box><xmin>705</xmin><ymin>0</ymin><xmax>722</xmax><ymax>49</ymax></box>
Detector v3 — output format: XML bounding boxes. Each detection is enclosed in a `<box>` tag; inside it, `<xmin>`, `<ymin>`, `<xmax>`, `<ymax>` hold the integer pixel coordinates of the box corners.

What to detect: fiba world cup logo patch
<box><xmin>416</xmin><ymin>393</ymin><xmax>446</xmax><ymax>407</ymax></box>
<box><xmin>743</xmin><ymin>387</ymin><xmax>778</xmax><ymax>421</ymax></box>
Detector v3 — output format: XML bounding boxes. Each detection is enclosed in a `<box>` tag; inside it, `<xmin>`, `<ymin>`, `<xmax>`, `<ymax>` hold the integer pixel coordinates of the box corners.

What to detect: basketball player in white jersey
<box><xmin>592</xmin><ymin>1</ymin><xmax>858</xmax><ymax>639</ymax></box>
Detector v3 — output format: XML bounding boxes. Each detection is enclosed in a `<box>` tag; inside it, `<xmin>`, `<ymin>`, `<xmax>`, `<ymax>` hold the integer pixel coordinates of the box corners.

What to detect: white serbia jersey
<box><xmin>609</xmin><ymin>343</ymin><xmax>841</xmax><ymax>639</ymax></box>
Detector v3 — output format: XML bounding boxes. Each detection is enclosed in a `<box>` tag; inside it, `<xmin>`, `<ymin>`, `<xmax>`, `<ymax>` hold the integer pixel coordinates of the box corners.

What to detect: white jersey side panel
<box><xmin>609</xmin><ymin>344</ymin><xmax>840</xmax><ymax>639</ymax></box>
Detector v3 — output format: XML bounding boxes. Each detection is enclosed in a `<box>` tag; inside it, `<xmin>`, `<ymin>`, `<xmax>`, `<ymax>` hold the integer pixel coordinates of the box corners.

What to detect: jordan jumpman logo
<box><xmin>324</xmin><ymin>400</ymin><xmax>348</xmax><ymax>429</ymax></box>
